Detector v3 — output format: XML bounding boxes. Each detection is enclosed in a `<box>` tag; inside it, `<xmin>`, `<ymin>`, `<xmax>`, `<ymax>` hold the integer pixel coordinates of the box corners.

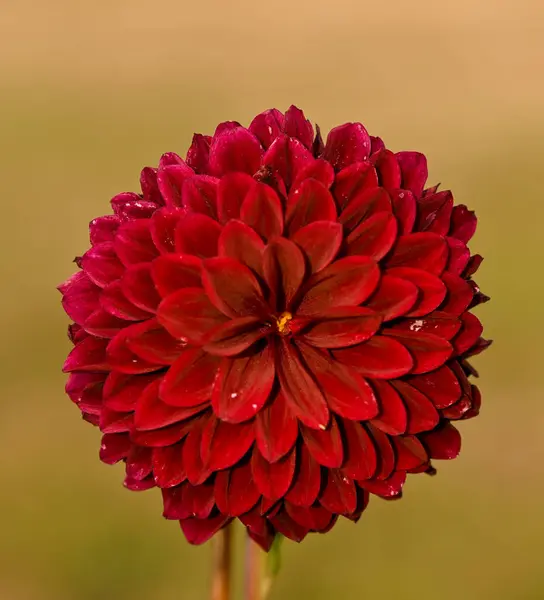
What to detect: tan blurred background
<box><xmin>1</xmin><ymin>1</ymin><xmax>543</xmax><ymax>598</ymax></box>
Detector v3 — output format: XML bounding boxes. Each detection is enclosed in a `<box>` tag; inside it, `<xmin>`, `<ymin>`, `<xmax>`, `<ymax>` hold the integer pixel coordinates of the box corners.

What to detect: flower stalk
<box><xmin>211</xmin><ymin>526</ymin><xmax>232</xmax><ymax>600</ymax></box>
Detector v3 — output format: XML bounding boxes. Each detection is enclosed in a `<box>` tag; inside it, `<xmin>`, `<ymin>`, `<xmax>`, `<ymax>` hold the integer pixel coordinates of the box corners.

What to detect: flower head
<box><xmin>60</xmin><ymin>106</ymin><xmax>490</xmax><ymax>549</ymax></box>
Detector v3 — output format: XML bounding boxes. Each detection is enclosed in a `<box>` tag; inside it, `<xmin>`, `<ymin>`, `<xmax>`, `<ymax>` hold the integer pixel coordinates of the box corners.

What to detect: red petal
<box><xmin>262</xmin><ymin>134</ymin><xmax>314</xmax><ymax>189</ymax></box>
<box><xmin>297</xmin><ymin>256</ymin><xmax>380</xmax><ymax>316</ymax></box>
<box><xmin>180</xmin><ymin>514</ymin><xmax>231</xmax><ymax>545</ymax></box>
<box><xmin>111</xmin><ymin>193</ymin><xmax>158</xmax><ymax>220</ymax></box>
<box><xmin>416</xmin><ymin>190</ymin><xmax>453</xmax><ymax>235</ymax></box>
<box><xmin>324</xmin><ymin>123</ymin><xmax>371</xmax><ymax>170</ymax></box>
<box><xmin>217</xmin><ymin>172</ymin><xmax>254</xmax><ymax>224</ymax></box>
<box><xmin>333</xmin><ymin>162</ymin><xmax>379</xmax><ymax>210</ymax></box>
<box><xmin>121</xmin><ymin>263</ymin><xmax>161</xmax><ymax>312</ymax></box>
<box><xmin>386</xmin><ymin>267</ymin><xmax>447</xmax><ymax>317</ymax></box>
<box><xmin>369</xmin><ymin>380</ymin><xmax>408</xmax><ymax>435</ymax></box>
<box><xmin>285</xmin><ymin>503</ymin><xmax>334</xmax><ymax>531</ymax></box>
<box><xmin>283</xmin><ymin>105</ymin><xmax>314</xmax><ymax>149</ymax></box>
<box><xmin>99</xmin><ymin>433</ymin><xmax>131</xmax><ymax>465</ymax></box>
<box><xmin>201</xmin><ymin>417</ymin><xmax>255</xmax><ymax>471</ymax></box>
<box><xmin>175</xmin><ymin>213</ymin><xmax>222</xmax><ymax>258</ymax></box>
<box><xmin>449</xmin><ymin>205</ymin><xmax>477</xmax><ymax>243</ymax></box>
<box><xmin>136</xmin><ymin>379</ymin><xmax>207</xmax><ymax>430</ymax></box>
<box><xmin>131</xmin><ymin>420</ymin><xmax>192</xmax><ymax>447</ymax></box>
<box><xmin>292</xmin><ymin>158</ymin><xmax>335</xmax><ymax>190</ymax></box>
<box><xmin>150</xmin><ymin>207</ymin><xmax>183</xmax><ymax>254</ymax></box>
<box><xmin>276</xmin><ymin>339</ymin><xmax>329</xmax><ymax>430</ymax></box>
<box><xmin>440</xmin><ymin>272</ymin><xmax>474</xmax><ymax>316</ymax></box>
<box><xmin>204</xmin><ymin>317</ymin><xmax>268</xmax><ymax>356</ymax></box>
<box><xmin>392</xmin><ymin>380</ymin><xmax>440</xmax><ymax>434</ymax></box>
<box><xmin>159</xmin><ymin>152</ymin><xmax>185</xmax><ymax>168</ymax></box>
<box><xmin>291</xmin><ymin>221</ymin><xmax>342</xmax><ymax>273</ymax></box>
<box><xmin>202</xmin><ymin>257</ymin><xmax>268</xmax><ymax>318</ymax></box>
<box><xmin>157</xmin><ymin>287</ymin><xmax>227</xmax><ymax>343</ymax></box>
<box><xmin>103</xmin><ymin>372</ymin><xmax>157</xmax><ymax>412</ymax></box>
<box><xmin>366</xmin><ymin>424</ymin><xmax>395</xmax><ymax>479</ymax></box>
<box><xmin>101</xmin><ymin>280</ymin><xmax>151</xmax><ymax>321</ymax></box>
<box><xmin>339</xmin><ymin>186</ymin><xmax>391</xmax><ymax>233</ymax></box>
<box><xmin>182</xmin><ymin>175</ymin><xmax>218</xmax><ymax>219</ymax></box>
<box><xmin>139</xmin><ymin>169</ymin><xmax>161</xmax><ymax>204</ymax></box>
<box><xmin>209</xmin><ymin>127</ymin><xmax>262</xmax><ymax>177</ymax></box>
<box><xmin>453</xmin><ymin>312</ymin><xmax>483</xmax><ymax>355</ymax></box>
<box><xmin>256</xmin><ymin>390</ymin><xmax>298</xmax><ymax>463</ymax></box>
<box><xmin>366</xmin><ymin>275</ymin><xmax>418</xmax><ymax>321</ymax></box>
<box><xmin>251</xmin><ymin>446</ymin><xmax>296</xmax><ymax>500</ymax></box>
<box><xmin>153</xmin><ymin>441</ymin><xmax>186</xmax><ymax>488</ymax></box>
<box><xmin>345</xmin><ymin>211</ymin><xmax>398</xmax><ymax>260</ymax></box>
<box><xmin>408</xmin><ymin>365</ymin><xmax>462</xmax><ymax>409</ymax></box>
<box><xmin>240</xmin><ymin>181</ymin><xmax>283</xmax><ymax>240</ymax></box>
<box><xmin>212</xmin><ymin>345</ymin><xmax>275</xmax><ymax>422</ymax></box>
<box><xmin>420</xmin><ymin>422</ymin><xmax>461</xmax><ymax>459</ymax></box>
<box><xmin>160</xmin><ymin>349</ymin><xmax>219</xmax><ymax>407</ymax></box>
<box><xmin>186</xmin><ymin>133</ymin><xmax>211</xmax><ymax>174</ymax></box>
<box><xmin>182</xmin><ymin>417</ymin><xmax>212</xmax><ymax>485</ymax></box>
<box><xmin>320</xmin><ymin>469</ymin><xmax>357</xmax><ymax>514</ymax></box>
<box><xmin>263</xmin><ymin>237</ymin><xmax>305</xmax><ymax>311</ymax></box>
<box><xmin>99</xmin><ymin>408</ymin><xmax>133</xmax><ymax>433</ymax></box>
<box><xmin>333</xmin><ymin>335</ymin><xmax>413</xmax><ymax>379</ymax></box>
<box><xmin>215</xmin><ymin>461</ymin><xmax>260</xmax><ymax>516</ymax></box>
<box><xmin>298</xmin><ymin>343</ymin><xmax>378</xmax><ymax>420</ymax></box>
<box><xmin>393</xmin><ymin>436</ymin><xmax>428</xmax><ymax>471</ymax></box>
<box><xmin>114</xmin><ymin>220</ymin><xmax>158</xmax><ymax>266</ymax></box>
<box><xmin>285</xmin><ymin>445</ymin><xmax>321</xmax><ymax>506</ymax></box>
<box><xmin>268</xmin><ymin>510</ymin><xmax>308</xmax><ymax>543</ymax></box>
<box><xmin>371</xmin><ymin>149</ymin><xmax>401</xmax><ymax>189</ymax></box>
<box><xmin>384</xmin><ymin>330</ymin><xmax>452</xmax><ymax>374</ymax></box>
<box><xmin>60</xmin><ymin>272</ymin><xmax>101</xmax><ymax>324</ymax></box>
<box><xmin>157</xmin><ymin>164</ymin><xmax>194</xmax><ymax>207</ymax></box>
<box><xmin>151</xmin><ymin>254</ymin><xmax>202</xmax><ymax>298</ymax></box>
<box><xmin>300</xmin><ymin>306</ymin><xmax>382</xmax><ymax>348</ymax></box>
<box><xmin>126</xmin><ymin>318</ymin><xmax>187</xmax><ymax>364</ymax></box>
<box><xmin>396</xmin><ymin>152</ymin><xmax>428</xmax><ymax>197</ymax></box>
<box><xmin>63</xmin><ymin>336</ymin><xmax>110</xmax><ymax>372</ymax></box>
<box><xmin>169</xmin><ymin>480</ymin><xmax>216</xmax><ymax>519</ymax></box>
<box><xmin>446</xmin><ymin>237</ymin><xmax>470</xmax><ymax>275</ymax></box>
<box><xmin>360</xmin><ymin>472</ymin><xmax>406</xmax><ymax>498</ymax></box>
<box><xmin>125</xmin><ymin>446</ymin><xmax>153</xmax><ymax>481</ymax></box>
<box><xmin>301</xmin><ymin>415</ymin><xmax>343</xmax><ymax>468</ymax></box>
<box><xmin>81</xmin><ymin>243</ymin><xmax>124</xmax><ymax>288</ymax></box>
<box><xmin>341</xmin><ymin>420</ymin><xmax>377</xmax><ymax>480</ymax></box>
<box><xmin>218</xmin><ymin>220</ymin><xmax>264</xmax><ymax>276</ymax></box>
<box><xmin>286</xmin><ymin>179</ymin><xmax>336</xmax><ymax>236</ymax></box>
<box><xmin>90</xmin><ymin>215</ymin><xmax>120</xmax><ymax>245</ymax></box>
<box><xmin>390</xmin><ymin>189</ymin><xmax>416</xmax><ymax>234</ymax></box>
<box><xmin>390</xmin><ymin>311</ymin><xmax>462</xmax><ymax>341</ymax></box>
<box><xmin>386</xmin><ymin>232</ymin><xmax>448</xmax><ymax>275</ymax></box>
<box><xmin>249</xmin><ymin>109</ymin><xmax>284</xmax><ymax>148</ymax></box>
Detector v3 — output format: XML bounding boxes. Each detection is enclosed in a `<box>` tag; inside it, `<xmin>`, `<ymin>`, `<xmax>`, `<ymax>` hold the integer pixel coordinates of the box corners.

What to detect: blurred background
<box><xmin>1</xmin><ymin>0</ymin><xmax>543</xmax><ymax>598</ymax></box>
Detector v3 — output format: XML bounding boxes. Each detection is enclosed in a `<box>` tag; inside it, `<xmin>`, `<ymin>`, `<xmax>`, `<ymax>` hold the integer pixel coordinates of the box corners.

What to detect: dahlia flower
<box><xmin>60</xmin><ymin>105</ymin><xmax>490</xmax><ymax>552</ymax></box>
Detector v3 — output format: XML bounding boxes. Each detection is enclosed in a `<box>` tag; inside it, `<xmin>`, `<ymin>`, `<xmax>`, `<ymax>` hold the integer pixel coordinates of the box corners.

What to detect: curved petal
<box><xmin>369</xmin><ymin>379</ymin><xmax>408</xmax><ymax>435</ymax></box>
<box><xmin>386</xmin><ymin>267</ymin><xmax>447</xmax><ymax>317</ymax></box>
<box><xmin>333</xmin><ymin>162</ymin><xmax>378</xmax><ymax>210</ymax></box>
<box><xmin>390</xmin><ymin>189</ymin><xmax>416</xmax><ymax>234</ymax></box>
<box><xmin>215</xmin><ymin>462</ymin><xmax>260</xmax><ymax>516</ymax></box>
<box><xmin>297</xmin><ymin>256</ymin><xmax>380</xmax><ymax>316</ymax></box>
<box><xmin>251</xmin><ymin>446</ymin><xmax>296</xmax><ymax>501</ymax></box>
<box><xmin>186</xmin><ymin>133</ymin><xmax>211</xmax><ymax>174</ymax></box>
<box><xmin>320</xmin><ymin>469</ymin><xmax>357</xmax><ymax>514</ymax></box>
<box><xmin>125</xmin><ymin>318</ymin><xmax>188</xmax><ymax>364</ymax></box>
<box><xmin>285</xmin><ymin>445</ymin><xmax>321</xmax><ymax>507</ymax></box>
<box><xmin>324</xmin><ymin>122</ymin><xmax>371</xmax><ymax>170</ymax></box>
<box><xmin>386</xmin><ymin>232</ymin><xmax>448</xmax><ymax>275</ymax></box>
<box><xmin>256</xmin><ymin>390</ymin><xmax>298</xmax><ymax>463</ymax></box>
<box><xmin>300</xmin><ymin>306</ymin><xmax>382</xmax><ymax>349</ymax></box>
<box><xmin>276</xmin><ymin>339</ymin><xmax>329</xmax><ymax>430</ymax></box>
<box><xmin>384</xmin><ymin>330</ymin><xmax>453</xmax><ymax>374</ymax></box>
<box><xmin>365</xmin><ymin>275</ymin><xmax>418</xmax><ymax>321</ymax></box>
<box><xmin>175</xmin><ymin>213</ymin><xmax>222</xmax><ymax>258</ymax></box>
<box><xmin>181</xmin><ymin>175</ymin><xmax>218</xmax><ymax>219</ymax></box>
<box><xmin>157</xmin><ymin>163</ymin><xmax>194</xmax><ymax>207</ymax></box>
<box><xmin>420</xmin><ymin>422</ymin><xmax>461</xmax><ymax>459</ymax></box>
<box><xmin>81</xmin><ymin>242</ymin><xmax>124</xmax><ymax>288</ymax></box>
<box><xmin>151</xmin><ymin>254</ymin><xmax>202</xmax><ymax>298</ymax></box>
<box><xmin>292</xmin><ymin>158</ymin><xmax>335</xmax><ymax>190</ymax></box>
<box><xmin>333</xmin><ymin>335</ymin><xmax>413</xmax><ymax>379</ymax></box>
<box><xmin>201</xmin><ymin>416</ymin><xmax>255</xmax><ymax>471</ymax></box>
<box><xmin>60</xmin><ymin>271</ymin><xmax>101</xmax><ymax>325</ymax></box>
<box><xmin>249</xmin><ymin>108</ymin><xmax>284</xmax><ymax>148</ymax></box>
<box><xmin>263</xmin><ymin>237</ymin><xmax>306</xmax><ymax>312</ymax></box>
<box><xmin>346</xmin><ymin>211</ymin><xmax>397</xmax><ymax>260</ymax></box>
<box><xmin>208</xmin><ymin>126</ymin><xmax>262</xmax><ymax>177</ymax></box>
<box><xmin>149</xmin><ymin>207</ymin><xmax>184</xmax><ymax>254</ymax></box>
<box><xmin>114</xmin><ymin>220</ymin><xmax>158</xmax><ymax>266</ymax></box>
<box><xmin>262</xmin><ymin>134</ymin><xmax>314</xmax><ymax>189</ymax></box>
<box><xmin>218</xmin><ymin>220</ymin><xmax>264</xmax><ymax>276</ymax></box>
<box><xmin>217</xmin><ymin>172</ymin><xmax>254</xmax><ymax>224</ymax></box>
<box><xmin>157</xmin><ymin>287</ymin><xmax>227</xmax><ymax>343</ymax></box>
<box><xmin>301</xmin><ymin>415</ymin><xmax>343</xmax><ymax>468</ymax></box>
<box><xmin>121</xmin><ymin>263</ymin><xmax>161</xmax><ymax>312</ymax></box>
<box><xmin>408</xmin><ymin>365</ymin><xmax>462</xmax><ymax>409</ymax></box>
<box><xmin>202</xmin><ymin>257</ymin><xmax>268</xmax><ymax>318</ymax></box>
<box><xmin>396</xmin><ymin>151</ymin><xmax>428</xmax><ymax>197</ymax></box>
<box><xmin>240</xmin><ymin>181</ymin><xmax>283</xmax><ymax>240</ymax></box>
<box><xmin>153</xmin><ymin>441</ymin><xmax>187</xmax><ymax>488</ymax></box>
<box><xmin>291</xmin><ymin>220</ymin><xmax>342</xmax><ymax>273</ymax></box>
<box><xmin>160</xmin><ymin>349</ymin><xmax>220</xmax><ymax>407</ymax></box>
<box><xmin>212</xmin><ymin>344</ymin><xmax>275</xmax><ymax>422</ymax></box>
<box><xmin>389</xmin><ymin>311</ymin><xmax>462</xmax><ymax>341</ymax></box>
<box><xmin>286</xmin><ymin>179</ymin><xmax>336</xmax><ymax>236</ymax></box>
<box><xmin>204</xmin><ymin>317</ymin><xmax>269</xmax><ymax>357</ymax></box>
<box><xmin>341</xmin><ymin>420</ymin><xmax>377</xmax><ymax>480</ymax></box>
<box><xmin>392</xmin><ymin>381</ymin><xmax>440</xmax><ymax>434</ymax></box>
<box><xmin>283</xmin><ymin>105</ymin><xmax>314</xmax><ymax>149</ymax></box>
<box><xmin>339</xmin><ymin>186</ymin><xmax>391</xmax><ymax>233</ymax></box>
<box><xmin>371</xmin><ymin>149</ymin><xmax>401</xmax><ymax>189</ymax></box>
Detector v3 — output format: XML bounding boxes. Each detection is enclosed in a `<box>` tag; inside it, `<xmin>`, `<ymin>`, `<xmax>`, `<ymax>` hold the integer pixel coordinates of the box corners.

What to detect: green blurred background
<box><xmin>1</xmin><ymin>1</ymin><xmax>543</xmax><ymax>598</ymax></box>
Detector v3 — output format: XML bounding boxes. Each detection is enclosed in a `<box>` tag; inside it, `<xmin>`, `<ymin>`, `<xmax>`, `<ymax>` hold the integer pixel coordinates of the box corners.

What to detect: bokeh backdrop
<box><xmin>1</xmin><ymin>1</ymin><xmax>543</xmax><ymax>598</ymax></box>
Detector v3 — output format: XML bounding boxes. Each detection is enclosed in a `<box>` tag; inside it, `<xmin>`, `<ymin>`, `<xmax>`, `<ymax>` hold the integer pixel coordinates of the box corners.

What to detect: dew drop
<box><xmin>319</xmin><ymin>424</ymin><xmax>327</xmax><ymax>431</ymax></box>
<box><xmin>409</xmin><ymin>319</ymin><xmax>424</xmax><ymax>332</ymax></box>
<box><xmin>251</xmin><ymin>403</ymin><xmax>258</xmax><ymax>410</ymax></box>
<box><xmin>230</xmin><ymin>392</ymin><xmax>238</xmax><ymax>399</ymax></box>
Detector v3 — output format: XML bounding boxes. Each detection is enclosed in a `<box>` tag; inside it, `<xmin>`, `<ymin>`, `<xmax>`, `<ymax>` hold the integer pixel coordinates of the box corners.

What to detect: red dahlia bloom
<box><xmin>60</xmin><ymin>106</ymin><xmax>490</xmax><ymax>550</ymax></box>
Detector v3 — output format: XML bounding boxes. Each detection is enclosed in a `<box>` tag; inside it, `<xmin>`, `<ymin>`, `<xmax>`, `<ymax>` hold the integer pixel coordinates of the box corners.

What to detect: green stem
<box><xmin>211</xmin><ymin>525</ymin><xmax>232</xmax><ymax>600</ymax></box>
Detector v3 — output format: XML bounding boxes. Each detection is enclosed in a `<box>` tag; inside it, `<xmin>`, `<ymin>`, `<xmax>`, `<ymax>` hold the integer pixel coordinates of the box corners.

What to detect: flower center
<box><xmin>275</xmin><ymin>312</ymin><xmax>293</xmax><ymax>335</ymax></box>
